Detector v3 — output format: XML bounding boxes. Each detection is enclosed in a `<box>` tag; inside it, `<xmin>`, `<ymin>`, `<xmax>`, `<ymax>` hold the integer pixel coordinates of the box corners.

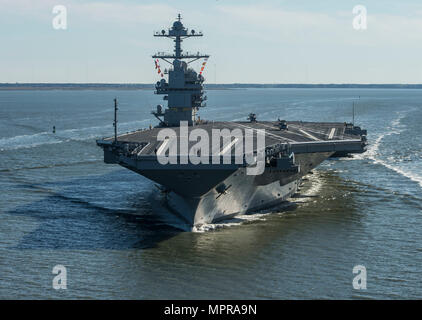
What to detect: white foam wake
<box><xmin>300</xmin><ymin>171</ymin><xmax>323</xmax><ymax>198</ymax></box>
<box><xmin>374</xmin><ymin>159</ymin><xmax>422</xmax><ymax>188</ymax></box>
<box><xmin>192</xmin><ymin>212</ymin><xmax>270</xmax><ymax>233</ymax></box>
<box><xmin>0</xmin><ymin>132</ymin><xmax>62</xmax><ymax>150</ymax></box>
<box><xmin>354</xmin><ymin>110</ymin><xmax>422</xmax><ymax>188</ymax></box>
<box><xmin>353</xmin><ymin>112</ymin><xmax>405</xmax><ymax>161</ymax></box>
<box><xmin>0</xmin><ymin>119</ymin><xmax>151</xmax><ymax>151</ymax></box>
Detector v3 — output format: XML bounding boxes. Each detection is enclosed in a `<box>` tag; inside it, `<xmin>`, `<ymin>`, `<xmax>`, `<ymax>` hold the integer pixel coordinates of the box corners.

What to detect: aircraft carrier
<box><xmin>97</xmin><ymin>15</ymin><xmax>367</xmax><ymax>230</ymax></box>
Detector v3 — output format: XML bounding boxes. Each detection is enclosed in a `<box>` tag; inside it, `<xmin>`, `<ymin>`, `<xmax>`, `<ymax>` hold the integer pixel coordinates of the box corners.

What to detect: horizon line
<box><xmin>2</xmin><ymin>82</ymin><xmax>422</xmax><ymax>85</ymax></box>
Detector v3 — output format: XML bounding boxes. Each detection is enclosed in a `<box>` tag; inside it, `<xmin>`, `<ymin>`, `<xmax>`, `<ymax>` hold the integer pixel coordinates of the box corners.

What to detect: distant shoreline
<box><xmin>1</xmin><ymin>83</ymin><xmax>422</xmax><ymax>90</ymax></box>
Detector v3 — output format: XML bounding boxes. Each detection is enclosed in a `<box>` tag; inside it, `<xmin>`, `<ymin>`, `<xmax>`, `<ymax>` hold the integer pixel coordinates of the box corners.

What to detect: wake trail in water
<box><xmin>354</xmin><ymin>109</ymin><xmax>422</xmax><ymax>189</ymax></box>
<box><xmin>0</xmin><ymin>159</ymin><xmax>102</xmax><ymax>173</ymax></box>
<box><xmin>0</xmin><ymin>119</ymin><xmax>152</xmax><ymax>151</ymax></box>
<box><xmin>0</xmin><ymin>132</ymin><xmax>61</xmax><ymax>151</ymax></box>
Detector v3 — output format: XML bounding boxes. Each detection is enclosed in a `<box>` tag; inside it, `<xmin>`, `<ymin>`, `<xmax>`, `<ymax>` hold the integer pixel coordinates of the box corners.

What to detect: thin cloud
<box><xmin>217</xmin><ymin>4</ymin><xmax>422</xmax><ymax>46</ymax></box>
<box><xmin>71</xmin><ymin>2</ymin><xmax>178</xmax><ymax>25</ymax></box>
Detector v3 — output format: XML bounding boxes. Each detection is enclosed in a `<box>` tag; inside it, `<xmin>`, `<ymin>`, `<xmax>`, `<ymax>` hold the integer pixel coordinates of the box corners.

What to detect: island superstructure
<box><xmin>97</xmin><ymin>15</ymin><xmax>367</xmax><ymax>230</ymax></box>
<box><xmin>150</xmin><ymin>14</ymin><xmax>208</xmax><ymax>127</ymax></box>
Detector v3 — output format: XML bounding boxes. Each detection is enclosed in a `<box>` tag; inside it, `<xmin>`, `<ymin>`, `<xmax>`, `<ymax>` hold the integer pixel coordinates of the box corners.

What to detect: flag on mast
<box><xmin>199</xmin><ymin>57</ymin><xmax>208</xmax><ymax>75</ymax></box>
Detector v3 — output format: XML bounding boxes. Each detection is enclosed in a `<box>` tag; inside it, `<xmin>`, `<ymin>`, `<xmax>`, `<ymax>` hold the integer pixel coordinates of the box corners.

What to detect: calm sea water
<box><xmin>0</xmin><ymin>88</ymin><xmax>421</xmax><ymax>299</ymax></box>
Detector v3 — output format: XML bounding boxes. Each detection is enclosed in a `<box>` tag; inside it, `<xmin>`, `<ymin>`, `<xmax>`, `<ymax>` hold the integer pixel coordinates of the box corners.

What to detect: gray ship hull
<box><xmin>162</xmin><ymin>152</ymin><xmax>332</xmax><ymax>229</ymax></box>
<box><xmin>97</xmin><ymin>120</ymin><xmax>366</xmax><ymax>230</ymax></box>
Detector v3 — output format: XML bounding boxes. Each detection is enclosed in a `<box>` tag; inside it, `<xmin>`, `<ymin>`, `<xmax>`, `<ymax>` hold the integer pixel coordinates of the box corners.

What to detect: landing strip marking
<box><xmin>258</xmin><ymin>122</ymin><xmax>324</xmax><ymax>142</ymax></box>
<box><xmin>288</xmin><ymin>124</ymin><xmax>329</xmax><ymax>140</ymax></box>
<box><xmin>232</xmin><ymin>122</ymin><xmax>296</xmax><ymax>143</ymax></box>
<box><xmin>328</xmin><ymin>127</ymin><xmax>336</xmax><ymax>140</ymax></box>
<box><xmin>297</xmin><ymin>128</ymin><xmax>319</xmax><ymax>141</ymax></box>
<box><xmin>218</xmin><ymin>138</ymin><xmax>239</xmax><ymax>155</ymax></box>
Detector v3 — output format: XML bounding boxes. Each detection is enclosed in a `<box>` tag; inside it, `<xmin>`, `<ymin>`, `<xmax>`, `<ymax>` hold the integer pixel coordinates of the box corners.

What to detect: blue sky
<box><xmin>1</xmin><ymin>0</ymin><xmax>422</xmax><ymax>83</ymax></box>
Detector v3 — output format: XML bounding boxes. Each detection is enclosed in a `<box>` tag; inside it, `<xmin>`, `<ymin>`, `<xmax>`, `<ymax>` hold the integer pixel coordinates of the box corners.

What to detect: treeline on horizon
<box><xmin>1</xmin><ymin>83</ymin><xmax>422</xmax><ymax>90</ymax></box>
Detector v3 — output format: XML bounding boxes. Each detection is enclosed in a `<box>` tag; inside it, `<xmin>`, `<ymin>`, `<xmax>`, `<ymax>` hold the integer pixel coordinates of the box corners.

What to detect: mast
<box><xmin>151</xmin><ymin>14</ymin><xmax>210</xmax><ymax>126</ymax></box>
<box><xmin>113</xmin><ymin>98</ymin><xmax>118</xmax><ymax>142</ymax></box>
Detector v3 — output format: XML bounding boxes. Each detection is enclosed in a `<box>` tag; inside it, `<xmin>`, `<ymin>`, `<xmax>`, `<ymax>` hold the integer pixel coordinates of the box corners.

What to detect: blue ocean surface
<box><xmin>0</xmin><ymin>88</ymin><xmax>421</xmax><ymax>299</ymax></box>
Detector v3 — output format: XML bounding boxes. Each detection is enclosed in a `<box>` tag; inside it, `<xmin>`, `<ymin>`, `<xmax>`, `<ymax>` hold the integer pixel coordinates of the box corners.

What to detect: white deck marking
<box><xmin>251</xmin><ymin>122</ymin><xmax>296</xmax><ymax>140</ymax></box>
<box><xmin>262</xmin><ymin>123</ymin><xmax>320</xmax><ymax>142</ymax></box>
<box><xmin>218</xmin><ymin>138</ymin><xmax>239</xmax><ymax>155</ymax></box>
<box><xmin>288</xmin><ymin>123</ymin><xmax>328</xmax><ymax>138</ymax></box>
<box><xmin>137</xmin><ymin>142</ymin><xmax>150</xmax><ymax>155</ymax></box>
<box><xmin>328</xmin><ymin>128</ymin><xmax>336</xmax><ymax>140</ymax></box>
<box><xmin>297</xmin><ymin>129</ymin><xmax>319</xmax><ymax>141</ymax></box>
<box><xmin>233</xmin><ymin>122</ymin><xmax>296</xmax><ymax>142</ymax></box>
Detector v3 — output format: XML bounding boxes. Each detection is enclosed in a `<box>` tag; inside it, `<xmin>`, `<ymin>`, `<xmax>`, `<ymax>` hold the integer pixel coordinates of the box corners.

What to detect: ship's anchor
<box><xmin>155</xmin><ymin>184</ymin><xmax>170</xmax><ymax>197</ymax></box>
<box><xmin>215</xmin><ymin>183</ymin><xmax>232</xmax><ymax>199</ymax></box>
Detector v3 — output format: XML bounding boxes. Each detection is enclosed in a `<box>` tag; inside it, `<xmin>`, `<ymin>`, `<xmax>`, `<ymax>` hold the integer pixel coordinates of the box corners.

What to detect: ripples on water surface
<box><xmin>0</xmin><ymin>88</ymin><xmax>421</xmax><ymax>299</ymax></box>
